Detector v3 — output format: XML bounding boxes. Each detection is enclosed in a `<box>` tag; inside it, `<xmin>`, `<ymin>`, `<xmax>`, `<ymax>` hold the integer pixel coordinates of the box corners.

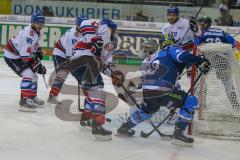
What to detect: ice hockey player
<box><xmin>162</xmin><ymin>6</ymin><xmax>202</xmax><ymax>51</ymax></box>
<box><xmin>67</xmin><ymin>18</ymin><xmax>124</xmax><ymax>140</ymax></box>
<box><xmin>47</xmin><ymin>16</ymin><xmax>87</xmax><ymax>104</ymax></box>
<box><xmin>4</xmin><ymin>11</ymin><xmax>46</xmax><ymax>112</ymax></box>
<box><xmin>194</xmin><ymin>16</ymin><xmax>240</xmax><ymax>109</ymax></box>
<box><xmin>117</xmin><ymin>34</ymin><xmax>211</xmax><ymax>147</ymax></box>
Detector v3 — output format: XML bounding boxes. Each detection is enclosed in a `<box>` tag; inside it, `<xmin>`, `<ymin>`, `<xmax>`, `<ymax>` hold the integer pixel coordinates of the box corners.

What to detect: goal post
<box><xmin>191</xmin><ymin>43</ymin><xmax>240</xmax><ymax>140</ymax></box>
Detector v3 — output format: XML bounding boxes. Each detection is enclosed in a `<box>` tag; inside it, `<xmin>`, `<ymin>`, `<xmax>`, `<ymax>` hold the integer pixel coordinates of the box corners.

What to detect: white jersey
<box><xmin>162</xmin><ymin>18</ymin><xmax>202</xmax><ymax>51</ymax></box>
<box><xmin>53</xmin><ymin>27</ymin><xmax>82</xmax><ymax>58</ymax></box>
<box><xmin>4</xmin><ymin>25</ymin><xmax>41</xmax><ymax>60</ymax></box>
<box><xmin>73</xmin><ymin>20</ymin><xmax>113</xmax><ymax>61</ymax></box>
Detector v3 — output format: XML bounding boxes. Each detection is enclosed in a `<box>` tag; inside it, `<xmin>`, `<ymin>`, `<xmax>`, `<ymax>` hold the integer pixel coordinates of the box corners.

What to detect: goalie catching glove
<box><xmin>111</xmin><ymin>70</ymin><xmax>124</xmax><ymax>87</ymax></box>
<box><xmin>196</xmin><ymin>55</ymin><xmax>211</xmax><ymax>74</ymax></box>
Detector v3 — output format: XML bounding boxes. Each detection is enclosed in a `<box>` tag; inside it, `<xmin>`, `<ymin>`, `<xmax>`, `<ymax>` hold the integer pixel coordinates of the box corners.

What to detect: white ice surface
<box><xmin>0</xmin><ymin>59</ymin><xmax>239</xmax><ymax>160</ymax></box>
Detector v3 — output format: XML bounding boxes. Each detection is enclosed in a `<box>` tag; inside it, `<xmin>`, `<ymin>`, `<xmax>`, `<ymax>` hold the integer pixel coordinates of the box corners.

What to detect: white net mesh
<box><xmin>193</xmin><ymin>43</ymin><xmax>240</xmax><ymax>140</ymax></box>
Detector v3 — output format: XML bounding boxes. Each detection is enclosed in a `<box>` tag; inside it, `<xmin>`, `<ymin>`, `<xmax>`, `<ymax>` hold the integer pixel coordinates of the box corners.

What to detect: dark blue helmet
<box><xmin>167</xmin><ymin>6</ymin><xmax>179</xmax><ymax>16</ymax></box>
<box><xmin>101</xmin><ymin>18</ymin><xmax>117</xmax><ymax>33</ymax></box>
<box><xmin>31</xmin><ymin>11</ymin><xmax>45</xmax><ymax>24</ymax></box>
<box><xmin>76</xmin><ymin>16</ymin><xmax>89</xmax><ymax>27</ymax></box>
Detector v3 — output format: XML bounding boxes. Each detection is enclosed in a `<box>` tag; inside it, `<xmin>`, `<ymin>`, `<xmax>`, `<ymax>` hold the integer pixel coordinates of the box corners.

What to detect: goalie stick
<box><xmin>140</xmin><ymin>71</ymin><xmax>204</xmax><ymax>138</ymax></box>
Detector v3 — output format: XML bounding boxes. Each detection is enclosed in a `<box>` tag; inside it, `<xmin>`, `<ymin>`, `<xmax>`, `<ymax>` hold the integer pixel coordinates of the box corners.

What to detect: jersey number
<box><xmin>206</xmin><ymin>37</ymin><xmax>221</xmax><ymax>43</ymax></box>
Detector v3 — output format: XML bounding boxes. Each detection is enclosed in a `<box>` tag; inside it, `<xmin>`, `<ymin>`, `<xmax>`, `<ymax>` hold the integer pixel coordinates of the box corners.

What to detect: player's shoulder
<box><xmin>162</xmin><ymin>23</ymin><xmax>171</xmax><ymax>33</ymax></box>
<box><xmin>21</xmin><ymin>26</ymin><xmax>38</xmax><ymax>39</ymax></box>
<box><xmin>178</xmin><ymin>18</ymin><xmax>189</xmax><ymax>25</ymax></box>
<box><xmin>168</xmin><ymin>45</ymin><xmax>183</xmax><ymax>54</ymax></box>
<box><xmin>207</xmin><ymin>27</ymin><xmax>224</xmax><ymax>33</ymax></box>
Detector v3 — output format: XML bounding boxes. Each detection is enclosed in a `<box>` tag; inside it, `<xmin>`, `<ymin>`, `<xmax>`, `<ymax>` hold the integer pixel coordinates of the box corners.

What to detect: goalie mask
<box><xmin>198</xmin><ymin>16</ymin><xmax>212</xmax><ymax>30</ymax></box>
<box><xmin>159</xmin><ymin>33</ymin><xmax>176</xmax><ymax>49</ymax></box>
<box><xmin>138</xmin><ymin>39</ymin><xmax>158</xmax><ymax>59</ymax></box>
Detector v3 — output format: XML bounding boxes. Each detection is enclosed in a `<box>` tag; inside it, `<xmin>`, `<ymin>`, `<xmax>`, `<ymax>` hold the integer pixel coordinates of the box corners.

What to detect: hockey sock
<box><xmin>31</xmin><ymin>81</ymin><xmax>37</xmax><ymax>98</ymax></box>
<box><xmin>20</xmin><ymin>77</ymin><xmax>33</xmax><ymax>98</ymax></box>
<box><xmin>50</xmin><ymin>76</ymin><xmax>65</xmax><ymax>96</ymax></box>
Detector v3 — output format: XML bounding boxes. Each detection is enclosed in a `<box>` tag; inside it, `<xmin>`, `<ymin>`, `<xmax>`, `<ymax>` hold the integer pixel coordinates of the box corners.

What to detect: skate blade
<box><xmin>93</xmin><ymin>134</ymin><xmax>112</xmax><ymax>141</ymax></box>
<box><xmin>79</xmin><ymin>125</ymin><xmax>92</xmax><ymax>131</ymax></box>
<box><xmin>171</xmin><ymin>138</ymin><xmax>193</xmax><ymax>147</ymax></box>
<box><xmin>115</xmin><ymin>133</ymin><xmax>134</xmax><ymax>137</ymax></box>
<box><xmin>47</xmin><ymin>101</ymin><xmax>61</xmax><ymax>106</ymax></box>
<box><xmin>36</xmin><ymin>104</ymin><xmax>46</xmax><ymax>108</ymax></box>
<box><xmin>19</xmin><ymin>107</ymin><xmax>37</xmax><ymax>113</ymax></box>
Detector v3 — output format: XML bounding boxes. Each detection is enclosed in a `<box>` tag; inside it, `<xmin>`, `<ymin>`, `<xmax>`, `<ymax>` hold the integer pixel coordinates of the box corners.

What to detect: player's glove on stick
<box><xmin>111</xmin><ymin>70</ymin><xmax>124</xmax><ymax>87</ymax></box>
<box><xmin>189</xmin><ymin>17</ymin><xmax>199</xmax><ymax>32</ymax></box>
<box><xmin>197</xmin><ymin>55</ymin><xmax>211</xmax><ymax>74</ymax></box>
<box><xmin>37</xmin><ymin>63</ymin><xmax>46</xmax><ymax>74</ymax></box>
<box><xmin>34</xmin><ymin>48</ymin><xmax>44</xmax><ymax>60</ymax></box>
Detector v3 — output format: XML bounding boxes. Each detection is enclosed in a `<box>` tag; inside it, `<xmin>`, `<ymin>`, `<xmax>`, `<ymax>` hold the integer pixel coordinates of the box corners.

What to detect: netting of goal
<box><xmin>192</xmin><ymin>43</ymin><xmax>240</xmax><ymax>140</ymax></box>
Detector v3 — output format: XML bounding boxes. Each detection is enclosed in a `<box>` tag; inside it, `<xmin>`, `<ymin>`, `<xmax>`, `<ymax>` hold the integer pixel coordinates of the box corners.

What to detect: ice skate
<box><xmin>19</xmin><ymin>97</ymin><xmax>37</xmax><ymax>112</ymax></box>
<box><xmin>92</xmin><ymin>120</ymin><xmax>112</xmax><ymax>141</ymax></box>
<box><xmin>171</xmin><ymin>126</ymin><xmax>194</xmax><ymax>147</ymax></box>
<box><xmin>116</xmin><ymin>123</ymin><xmax>135</xmax><ymax>137</ymax></box>
<box><xmin>47</xmin><ymin>95</ymin><xmax>60</xmax><ymax>105</ymax></box>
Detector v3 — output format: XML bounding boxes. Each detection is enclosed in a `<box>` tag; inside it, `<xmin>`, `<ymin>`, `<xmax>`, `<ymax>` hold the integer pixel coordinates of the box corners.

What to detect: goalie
<box><xmin>117</xmin><ymin>34</ymin><xmax>211</xmax><ymax>146</ymax></box>
<box><xmin>194</xmin><ymin>16</ymin><xmax>240</xmax><ymax>109</ymax></box>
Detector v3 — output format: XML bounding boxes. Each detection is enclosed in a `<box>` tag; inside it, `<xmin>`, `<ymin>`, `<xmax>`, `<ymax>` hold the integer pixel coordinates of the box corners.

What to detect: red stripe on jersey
<box><xmin>74</xmin><ymin>42</ymin><xmax>90</xmax><ymax>50</ymax></box>
<box><xmin>55</xmin><ymin>40</ymin><xmax>66</xmax><ymax>53</ymax></box>
<box><xmin>80</xmin><ymin>27</ymin><xmax>95</xmax><ymax>34</ymax></box>
<box><xmin>5</xmin><ymin>40</ymin><xmax>19</xmax><ymax>55</ymax></box>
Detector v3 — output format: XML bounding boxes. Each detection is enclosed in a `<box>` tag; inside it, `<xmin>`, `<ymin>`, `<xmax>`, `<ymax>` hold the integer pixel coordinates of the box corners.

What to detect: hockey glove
<box><xmin>34</xmin><ymin>50</ymin><xmax>44</xmax><ymax>60</ymax></box>
<box><xmin>197</xmin><ymin>55</ymin><xmax>211</xmax><ymax>75</ymax></box>
<box><xmin>189</xmin><ymin>17</ymin><xmax>199</xmax><ymax>32</ymax></box>
<box><xmin>37</xmin><ymin>63</ymin><xmax>46</xmax><ymax>75</ymax></box>
<box><xmin>89</xmin><ymin>37</ymin><xmax>104</xmax><ymax>57</ymax></box>
<box><xmin>111</xmin><ymin>70</ymin><xmax>124</xmax><ymax>87</ymax></box>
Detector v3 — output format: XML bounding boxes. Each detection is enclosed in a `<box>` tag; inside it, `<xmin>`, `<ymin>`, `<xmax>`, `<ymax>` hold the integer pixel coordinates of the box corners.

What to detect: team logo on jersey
<box><xmin>26</xmin><ymin>38</ymin><xmax>33</xmax><ymax>44</ymax></box>
<box><xmin>29</xmin><ymin>30</ymin><xmax>35</xmax><ymax>37</ymax></box>
<box><xmin>72</xmin><ymin>39</ymin><xmax>77</xmax><ymax>45</ymax></box>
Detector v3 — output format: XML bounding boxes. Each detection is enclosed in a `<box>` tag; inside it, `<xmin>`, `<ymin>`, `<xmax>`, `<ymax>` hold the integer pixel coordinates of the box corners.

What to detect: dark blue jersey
<box><xmin>141</xmin><ymin>45</ymin><xmax>201</xmax><ymax>90</ymax></box>
<box><xmin>194</xmin><ymin>28</ymin><xmax>237</xmax><ymax>47</ymax></box>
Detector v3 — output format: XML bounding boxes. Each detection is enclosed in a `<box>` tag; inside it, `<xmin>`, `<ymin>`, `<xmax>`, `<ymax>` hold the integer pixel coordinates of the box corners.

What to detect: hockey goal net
<box><xmin>192</xmin><ymin>43</ymin><xmax>240</xmax><ymax>140</ymax></box>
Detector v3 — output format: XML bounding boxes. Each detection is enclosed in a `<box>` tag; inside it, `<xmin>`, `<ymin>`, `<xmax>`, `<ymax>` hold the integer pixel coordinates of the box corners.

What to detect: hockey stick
<box><xmin>42</xmin><ymin>73</ymin><xmax>49</xmax><ymax>89</ymax></box>
<box><xmin>78</xmin><ymin>80</ymin><xmax>84</xmax><ymax>112</ymax></box>
<box><xmin>178</xmin><ymin>5</ymin><xmax>203</xmax><ymax>46</ymax></box>
<box><xmin>140</xmin><ymin>71</ymin><xmax>204</xmax><ymax>138</ymax></box>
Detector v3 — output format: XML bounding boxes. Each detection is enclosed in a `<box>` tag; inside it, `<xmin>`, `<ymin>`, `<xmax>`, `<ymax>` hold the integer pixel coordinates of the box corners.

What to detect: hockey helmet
<box><xmin>198</xmin><ymin>16</ymin><xmax>212</xmax><ymax>29</ymax></box>
<box><xmin>31</xmin><ymin>11</ymin><xmax>45</xmax><ymax>25</ymax></box>
<box><xmin>76</xmin><ymin>15</ymin><xmax>89</xmax><ymax>27</ymax></box>
<box><xmin>142</xmin><ymin>39</ymin><xmax>159</xmax><ymax>55</ymax></box>
<box><xmin>167</xmin><ymin>6</ymin><xmax>179</xmax><ymax>16</ymax></box>
<box><xmin>101</xmin><ymin>18</ymin><xmax>117</xmax><ymax>33</ymax></box>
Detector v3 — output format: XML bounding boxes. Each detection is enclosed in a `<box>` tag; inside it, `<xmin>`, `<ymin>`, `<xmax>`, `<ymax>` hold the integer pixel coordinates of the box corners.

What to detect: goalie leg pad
<box><xmin>125</xmin><ymin>108</ymin><xmax>152</xmax><ymax>128</ymax></box>
<box><xmin>178</xmin><ymin>95</ymin><xmax>198</xmax><ymax>121</ymax></box>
